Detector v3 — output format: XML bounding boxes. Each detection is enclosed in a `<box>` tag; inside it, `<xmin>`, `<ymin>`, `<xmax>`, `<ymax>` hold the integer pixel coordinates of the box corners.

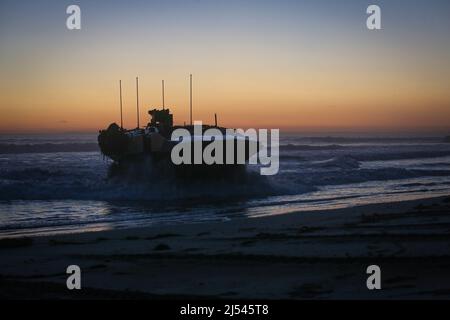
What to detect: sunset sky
<box><xmin>1</xmin><ymin>0</ymin><xmax>450</xmax><ymax>133</ymax></box>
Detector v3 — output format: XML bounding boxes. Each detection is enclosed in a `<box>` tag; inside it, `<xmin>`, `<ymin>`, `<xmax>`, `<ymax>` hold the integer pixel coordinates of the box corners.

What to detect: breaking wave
<box><xmin>0</xmin><ymin>165</ymin><xmax>292</xmax><ymax>202</ymax></box>
<box><xmin>310</xmin><ymin>156</ymin><xmax>360</xmax><ymax>169</ymax></box>
<box><xmin>280</xmin><ymin>144</ymin><xmax>346</xmax><ymax>151</ymax></box>
<box><xmin>294</xmin><ymin>136</ymin><xmax>444</xmax><ymax>144</ymax></box>
<box><xmin>350</xmin><ymin>151</ymin><xmax>450</xmax><ymax>162</ymax></box>
<box><xmin>296</xmin><ymin>168</ymin><xmax>450</xmax><ymax>186</ymax></box>
<box><xmin>0</xmin><ymin>143</ymin><xmax>99</xmax><ymax>154</ymax></box>
<box><xmin>1</xmin><ymin>133</ymin><xmax>450</xmax><ymax>202</ymax></box>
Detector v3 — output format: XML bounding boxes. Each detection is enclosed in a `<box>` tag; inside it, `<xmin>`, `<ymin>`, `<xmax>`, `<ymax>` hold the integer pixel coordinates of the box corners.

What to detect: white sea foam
<box><xmin>1</xmin><ymin>133</ymin><xmax>449</xmax><ymax>237</ymax></box>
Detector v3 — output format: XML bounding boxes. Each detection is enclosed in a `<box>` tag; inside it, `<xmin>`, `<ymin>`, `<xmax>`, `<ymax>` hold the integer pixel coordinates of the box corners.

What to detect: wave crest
<box><xmin>0</xmin><ymin>143</ymin><xmax>99</xmax><ymax>154</ymax></box>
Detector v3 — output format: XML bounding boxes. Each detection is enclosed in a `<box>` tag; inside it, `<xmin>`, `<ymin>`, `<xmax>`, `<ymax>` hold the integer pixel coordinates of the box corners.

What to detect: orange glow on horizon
<box><xmin>1</xmin><ymin>2</ymin><xmax>450</xmax><ymax>134</ymax></box>
<box><xmin>1</xmin><ymin>71</ymin><xmax>450</xmax><ymax>133</ymax></box>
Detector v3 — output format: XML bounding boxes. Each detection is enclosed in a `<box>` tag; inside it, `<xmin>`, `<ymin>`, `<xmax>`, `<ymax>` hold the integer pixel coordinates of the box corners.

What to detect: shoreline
<box><xmin>1</xmin><ymin>195</ymin><xmax>450</xmax><ymax>299</ymax></box>
<box><xmin>2</xmin><ymin>192</ymin><xmax>450</xmax><ymax>240</ymax></box>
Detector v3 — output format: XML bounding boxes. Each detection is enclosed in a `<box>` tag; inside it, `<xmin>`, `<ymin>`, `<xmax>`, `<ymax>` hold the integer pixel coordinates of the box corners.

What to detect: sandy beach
<box><xmin>1</xmin><ymin>195</ymin><xmax>450</xmax><ymax>299</ymax></box>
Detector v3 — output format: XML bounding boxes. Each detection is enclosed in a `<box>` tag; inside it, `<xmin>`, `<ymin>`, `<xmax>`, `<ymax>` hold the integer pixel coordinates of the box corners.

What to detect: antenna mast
<box><xmin>190</xmin><ymin>74</ymin><xmax>193</xmax><ymax>126</ymax></box>
<box><xmin>119</xmin><ymin>80</ymin><xmax>123</xmax><ymax>129</ymax></box>
<box><xmin>162</xmin><ymin>80</ymin><xmax>165</xmax><ymax>110</ymax></box>
<box><xmin>136</xmin><ymin>76</ymin><xmax>140</xmax><ymax>128</ymax></box>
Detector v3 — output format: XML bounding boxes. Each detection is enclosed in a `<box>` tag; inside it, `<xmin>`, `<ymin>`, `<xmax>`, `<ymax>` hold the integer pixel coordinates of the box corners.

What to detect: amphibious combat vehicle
<box><xmin>98</xmin><ymin>76</ymin><xmax>258</xmax><ymax>177</ymax></box>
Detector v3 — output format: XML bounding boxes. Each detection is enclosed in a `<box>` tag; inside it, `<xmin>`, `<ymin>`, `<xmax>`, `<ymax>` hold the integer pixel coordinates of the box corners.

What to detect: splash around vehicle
<box><xmin>98</xmin><ymin>107</ymin><xmax>259</xmax><ymax>178</ymax></box>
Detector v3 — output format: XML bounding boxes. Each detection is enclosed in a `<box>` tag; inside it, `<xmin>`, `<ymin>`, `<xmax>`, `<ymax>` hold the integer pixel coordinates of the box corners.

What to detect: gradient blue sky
<box><xmin>1</xmin><ymin>0</ymin><xmax>450</xmax><ymax>132</ymax></box>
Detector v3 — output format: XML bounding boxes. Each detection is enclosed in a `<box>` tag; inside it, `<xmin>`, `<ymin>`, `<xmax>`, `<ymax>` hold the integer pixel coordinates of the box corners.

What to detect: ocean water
<box><xmin>1</xmin><ymin>132</ymin><xmax>450</xmax><ymax>238</ymax></box>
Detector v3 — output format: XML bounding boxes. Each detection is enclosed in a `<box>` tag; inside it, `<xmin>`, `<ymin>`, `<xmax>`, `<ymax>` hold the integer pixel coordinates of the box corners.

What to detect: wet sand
<box><xmin>1</xmin><ymin>195</ymin><xmax>450</xmax><ymax>299</ymax></box>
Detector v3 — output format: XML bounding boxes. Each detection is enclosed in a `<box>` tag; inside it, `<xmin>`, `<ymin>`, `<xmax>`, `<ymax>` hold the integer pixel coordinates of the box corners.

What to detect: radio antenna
<box><xmin>136</xmin><ymin>76</ymin><xmax>140</xmax><ymax>128</ymax></box>
<box><xmin>119</xmin><ymin>80</ymin><xmax>123</xmax><ymax>129</ymax></box>
<box><xmin>162</xmin><ymin>80</ymin><xmax>165</xmax><ymax>110</ymax></box>
<box><xmin>190</xmin><ymin>74</ymin><xmax>193</xmax><ymax>126</ymax></box>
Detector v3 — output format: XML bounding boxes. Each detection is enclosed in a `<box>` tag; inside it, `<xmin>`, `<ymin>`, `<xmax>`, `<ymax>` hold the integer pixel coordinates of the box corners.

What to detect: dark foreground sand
<box><xmin>1</xmin><ymin>196</ymin><xmax>450</xmax><ymax>299</ymax></box>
